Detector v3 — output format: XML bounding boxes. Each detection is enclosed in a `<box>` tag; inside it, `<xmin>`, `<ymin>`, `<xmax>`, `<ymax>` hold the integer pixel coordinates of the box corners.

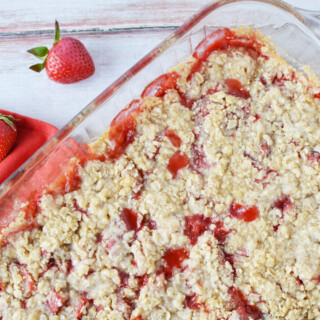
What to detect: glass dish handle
<box><xmin>296</xmin><ymin>8</ymin><xmax>320</xmax><ymax>40</ymax></box>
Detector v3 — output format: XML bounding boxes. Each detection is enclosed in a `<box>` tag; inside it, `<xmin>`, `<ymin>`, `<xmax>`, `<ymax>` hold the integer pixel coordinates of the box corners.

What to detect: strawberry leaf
<box><xmin>0</xmin><ymin>114</ymin><xmax>18</xmax><ymax>131</ymax></box>
<box><xmin>27</xmin><ymin>46</ymin><xmax>49</xmax><ymax>60</ymax></box>
<box><xmin>29</xmin><ymin>63</ymin><xmax>46</xmax><ymax>73</ymax></box>
<box><xmin>54</xmin><ymin>20</ymin><xmax>60</xmax><ymax>45</ymax></box>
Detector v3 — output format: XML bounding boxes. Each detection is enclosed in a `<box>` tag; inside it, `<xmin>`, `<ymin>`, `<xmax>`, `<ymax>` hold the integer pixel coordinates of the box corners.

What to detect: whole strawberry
<box><xmin>0</xmin><ymin>114</ymin><xmax>17</xmax><ymax>162</ymax></box>
<box><xmin>28</xmin><ymin>21</ymin><xmax>95</xmax><ymax>84</ymax></box>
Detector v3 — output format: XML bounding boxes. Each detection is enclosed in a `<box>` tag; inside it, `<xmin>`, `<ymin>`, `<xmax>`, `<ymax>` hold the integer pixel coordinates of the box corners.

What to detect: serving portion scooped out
<box><xmin>1</xmin><ymin>27</ymin><xmax>320</xmax><ymax>319</ymax></box>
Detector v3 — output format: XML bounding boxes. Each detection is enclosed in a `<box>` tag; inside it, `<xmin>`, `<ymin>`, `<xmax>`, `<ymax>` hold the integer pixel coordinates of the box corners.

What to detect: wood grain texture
<box><xmin>0</xmin><ymin>30</ymin><xmax>171</xmax><ymax>128</ymax></box>
<box><xmin>1</xmin><ymin>0</ymin><xmax>209</xmax><ymax>35</ymax></box>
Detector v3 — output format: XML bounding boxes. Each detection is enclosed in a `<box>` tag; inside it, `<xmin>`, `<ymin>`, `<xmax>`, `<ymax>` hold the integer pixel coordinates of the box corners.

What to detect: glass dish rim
<box><xmin>0</xmin><ymin>0</ymin><xmax>317</xmax><ymax>200</ymax></box>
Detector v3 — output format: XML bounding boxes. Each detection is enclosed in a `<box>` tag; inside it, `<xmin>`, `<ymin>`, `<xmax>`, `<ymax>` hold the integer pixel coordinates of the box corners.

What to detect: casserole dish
<box><xmin>1</xmin><ymin>0</ymin><xmax>320</xmax><ymax>222</ymax></box>
<box><xmin>1</xmin><ymin>1</ymin><xmax>320</xmax><ymax>318</ymax></box>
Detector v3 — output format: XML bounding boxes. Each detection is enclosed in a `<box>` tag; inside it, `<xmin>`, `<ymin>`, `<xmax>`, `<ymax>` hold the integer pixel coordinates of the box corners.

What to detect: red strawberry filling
<box><xmin>229</xmin><ymin>203</ymin><xmax>259</xmax><ymax>222</ymax></box>
<box><xmin>47</xmin><ymin>162</ymin><xmax>82</xmax><ymax>195</ymax></box>
<box><xmin>19</xmin><ymin>264</ymin><xmax>35</xmax><ymax>295</ymax></box>
<box><xmin>141</xmin><ymin>72</ymin><xmax>179</xmax><ymax>98</ymax></box>
<box><xmin>76</xmin><ymin>294</ymin><xmax>93</xmax><ymax>319</ymax></box>
<box><xmin>167</xmin><ymin>151</ymin><xmax>190</xmax><ymax>178</ymax></box>
<box><xmin>107</xmin><ymin>99</ymin><xmax>142</xmax><ymax>159</ymax></box>
<box><xmin>228</xmin><ymin>287</ymin><xmax>262</xmax><ymax>319</ymax></box>
<box><xmin>121</xmin><ymin>208</ymin><xmax>139</xmax><ymax>232</ymax></box>
<box><xmin>184</xmin><ymin>214</ymin><xmax>212</xmax><ymax>245</ymax></box>
<box><xmin>184</xmin><ymin>293</ymin><xmax>201</xmax><ymax>310</ymax></box>
<box><xmin>160</xmin><ymin>248</ymin><xmax>189</xmax><ymax>279</ymax></box>
<box><xmin>273</xmin><ymin>195</ymin><xmax>292</xmax><ymax>217</ymax></box>
<box><xmin>225</xmin><ymin>78</ymin><xmax>250</xmax><ymax>99</ymax></box>
<box><xmin>164</xmin><ymin>129</ymin><xmax>182</xmax><ymax>148</ymax></box>
<box><xmin>47</xmin><ymin>290</ymin><xmax>65</xmax><ymax>315</ymax></box>
<box><xmin>188</xmin><ymin>28</ymin><xmax>266</xmax><ymax>81</ymax></box>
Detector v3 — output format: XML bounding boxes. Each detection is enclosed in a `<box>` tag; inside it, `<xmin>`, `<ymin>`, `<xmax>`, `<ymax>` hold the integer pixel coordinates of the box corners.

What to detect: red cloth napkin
<box><xmin>0</xmin><ymin>110</ymin><xmax>58</xmax><ymax>184</ymax></box>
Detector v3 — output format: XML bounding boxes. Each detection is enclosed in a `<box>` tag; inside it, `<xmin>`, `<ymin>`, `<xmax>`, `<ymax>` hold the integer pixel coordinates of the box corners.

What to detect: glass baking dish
<box><xmin>1</xmin><ymin>0</ymin><xmax>320</xmax><ymax>229</ymax></box>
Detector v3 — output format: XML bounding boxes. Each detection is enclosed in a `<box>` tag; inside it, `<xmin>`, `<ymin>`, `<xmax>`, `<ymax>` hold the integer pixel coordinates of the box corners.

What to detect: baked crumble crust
<box><xmin>1</xmin><ymin>28</ymin><xmax>320</xmax><ymax>319</ymax></box>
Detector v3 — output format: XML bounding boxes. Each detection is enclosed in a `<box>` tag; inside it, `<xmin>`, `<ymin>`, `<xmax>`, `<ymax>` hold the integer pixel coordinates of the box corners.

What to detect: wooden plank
<box><xmin>0</xmin><ymin>0</ymin><xmax>209</xmax><ymax>35</ymax></box>
<box><xmin>0</xmin><ymin>30</ymin><xmax>171</xmax><ymax>128</ymax></box>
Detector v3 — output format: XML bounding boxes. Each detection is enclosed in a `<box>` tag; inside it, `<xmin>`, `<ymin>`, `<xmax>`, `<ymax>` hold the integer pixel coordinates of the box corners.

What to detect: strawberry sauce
<box><xmin>73</xmin><ymin>199</ymin><xmax>87</xmax><ymax>215</ymax></box>
<box><xmin>213</xmin><ymin>221</ymin><xmax>230</xmax><ymax>244</ymax></box>
<box><xmin>64</xmin><ymin>166</ymin><xmax>82</xmax><ymax>193</ymax></box>
<box><xmin>47</xmin><ymin>290</ymin><xmax>65</xmax><ymax>315</ymax></box>
<box><xmin>22</xmin><ymin>192</ymin><xmax>41</xmax><ymax>220</ymax></box>
<box><xmin>225</xmin><ymin>78</ymin><xmax>250</xmax><ymax>99</ymax></box>
<box><xmin>188</xmin><ymin>28</ymin><xmax>266</xmax><ymax>81</ymax></box>
<box><xmin>106</xmin><ymin>99</ymin><xmax>142</xmax><ymax>159</ymax></box>
<box><xmin>164</xmin><ymin>129</ymin><xmax>182</xmax><ymax>148</ymax></box>
<box><xmin>307</xmin><ymin>150</ymin><xmax>320</xmax><ymax>164</ymax></box>
<box><xmin>135</xmin><ymin>274</ymin><xmax>149</xmax><ymax>287</ymax></box>
<box><xmin>117</xmin><ymin>269</ymin><xmax>130</xmax><ymax>288</ymax></box>
<box><xmin>228</xmin><ymin>287</ymin><xmax>262</xmax><ymax>320</ymax></box>
<box><xmin>229</xmin><ymin>203</ymin><xmax>259</xmax><ymax>222</ymax></box>
<box><xmin>184</xmin><ymin>293</ymin><xmax>201</xmax><ymax>310</ymax></box>
<box><xmin>47</xmin><ymin>163</ymin><xmax>82</xmax><ymax>196</ymax></box>
<box><xmin>121</xmin><ymin>208</ymin><xmax>139</xmax><ymax>232</ymax></box>
<box><xmin>121</xmin><ymin>208</ymin><xmax>157</xmax><ymax>235</ymax></box>
<box><xmin>141</xmin><ymin>72</ymin><xmax>179</xmax><ymax>98</ymax></box>
<box><xmin>184</xmin><ymin>214</ymin><xmax>212</xmax><ymax>245</ymax></box>
<box><xmin>314</xmin><ymin>92</ymin><xmax>320</xmax><ymax>99</ymax></box>
<box><xmin>167</xmin><ymin>151</ymin><xmax>190</xmax><ymax>178</ymax></box>
<box><xmin>273</xmin><ymin>195</ymin><xmax>292</xmax><ymax>217</ymax></box>
<box><xmin>76</xmin><ymin>294</ymin><xmax>93</xmax><ymax>319</ymax></box>
<box><xmin>162</xmin><ymin>248</ymin><xmax>189</xmax><ymax>279</ymax></box>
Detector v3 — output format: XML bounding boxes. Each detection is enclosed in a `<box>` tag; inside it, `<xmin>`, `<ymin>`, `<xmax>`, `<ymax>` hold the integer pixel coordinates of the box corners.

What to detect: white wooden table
<box><xmin>0</xmin><ymin>0</ymin><xmax>319</xmax><ymax>129</ymax></box>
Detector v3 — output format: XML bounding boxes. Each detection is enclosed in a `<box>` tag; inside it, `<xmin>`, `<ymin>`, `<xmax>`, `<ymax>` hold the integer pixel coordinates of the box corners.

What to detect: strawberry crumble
<box><xmin>1</xmin><ymin>27</ymin><xmax>320</xmax><ymax>319</ymax></box>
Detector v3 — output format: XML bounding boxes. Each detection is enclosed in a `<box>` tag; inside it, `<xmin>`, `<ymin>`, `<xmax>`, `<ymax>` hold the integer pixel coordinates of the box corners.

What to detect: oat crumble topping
<box><xmin>1</xmin><ymin>28</ymin><xmax>320</xmax><ymax>320</ymax></box>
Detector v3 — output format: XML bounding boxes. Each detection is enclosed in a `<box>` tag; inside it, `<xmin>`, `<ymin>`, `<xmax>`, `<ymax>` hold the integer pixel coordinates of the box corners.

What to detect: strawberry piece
<box><xmin>167</xmin><ymin>151</ymin><xmax>190</xmax><ymax>178</ymax></box>
<box><xmin>47</xmin><ymin>162</ymin><xmax>82</xmax><ymax>196</ymax></box>
<box><xmin>121</xmin><ymin>208</ymin><xmax>139</xmax><ymax>232</ymax></box>
<box><xmin>225</xmin><ymin>79</ymin><xmax>250</xmax><ymax>99</ymax></box>
<box><xmin>135</xmin><ymin>274</ymin><xmax>149</xmax><ymax>287</ymax></box>
<box><xmin>47</xmin><ymin>290</ymin><xmax>65</xmax><ymax>314</ymax></box>
<box><xmin>161</xmin><ymin>248</ymin><xmax>189</xmax><ymax>279</ymax></box>
<box><xmin>164</xmin><ymin>129</ymin><xmax>182</xmax><ymax>148</ymax></box>
<box><xmin>296</xmin><ymin>276</ymin><xmax>303</xmax><ymax>286</ymax></box>
<box><xmin>28</xmin><ymin>21</ymin><xmax>95</xmax><ymax>84</ymax></box>
<box><xmin>184</xmin><ymin>293</ymin><xmax>201</xmax><ymax>310</ymax></box>
<box><xmin>229</xmin><ymin>203</ymin><xmax>259</xmax><ymax>222</ymax></box>
<box><xmin>107</xmin><ymin>99</ymin><xmax>142</xmax><ymax>159</ymax></box>
<box><xmin>18</xmin><ymin>264</ymin><xmax>35</xmax><ymax>295</ymax></box>
<box><xmin>0</xmin><ymin>191</ymin><xmax>40</xmax><ymax>246</ymax></box>
<box><xmin>273</xmin><ymin>195</ymin><xmax>292</xmax><ymax>218</ymax></box>
<box><xmin>213</xmin><ymin>221</ymin><xmax>230</xmax><ymax>245</ymax></box>
<box><xmin>76</xmin><ymin>294</ymin><xmax>92</xmax><ymax>319</ymax></box>
<box><xmin>228</xmin><ymin>287</ymin><xmax>262</xmax><ymax>319</ymax></box>
<box><xmin>184</xmin><ymin>214</ymin><xmax>212</xmax><ymax>245</ymax></box>
<box><xmin>0</xmin><ymin>114</ymin><xmax>17</xmax><ymax>162</ymax></box>
<box><xmin>141</xmin><ymin>72</ymin><xmax>179</xmax><ymax>98</ymax></box>
<box><xmin>307</xmin><ymin>150</ymin><xmax>320</xmax><ymax>164</ymax></box>
<box><xmin>193</xmin><ymin>28</ymin><xmax>231</xmax><ymax>61</ymax></box>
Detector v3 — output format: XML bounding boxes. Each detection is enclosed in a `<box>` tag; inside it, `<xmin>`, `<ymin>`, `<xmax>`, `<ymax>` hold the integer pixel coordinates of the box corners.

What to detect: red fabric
<box><xmin>0</xmin><ymin>110</ymin><xmax>58</xmax><ymax>184</ymax></box>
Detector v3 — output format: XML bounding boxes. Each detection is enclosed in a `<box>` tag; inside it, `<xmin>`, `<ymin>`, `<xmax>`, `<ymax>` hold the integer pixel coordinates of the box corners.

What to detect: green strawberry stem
<box><xmin>0</xmin><ymin>114</ymin><xmax>18</xmax><ymax>131</ymax></box>
<box><xmin>28</xmin><ymin>20</ymin><xmax>61</xmax><ymax>73</ymax></box>
<box><xmin>54</xmin><ymin>20</ymin><xmax>60</xmax><ymax>45</ymax></box>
